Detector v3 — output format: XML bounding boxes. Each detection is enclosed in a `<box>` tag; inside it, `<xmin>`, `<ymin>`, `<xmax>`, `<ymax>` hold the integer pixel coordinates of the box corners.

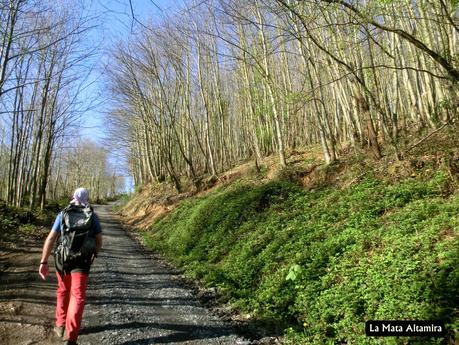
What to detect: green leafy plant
<box><xmin>143</xmin><ymin>171</ymin><xmax>458</xmax><ymax>344</ymax></box>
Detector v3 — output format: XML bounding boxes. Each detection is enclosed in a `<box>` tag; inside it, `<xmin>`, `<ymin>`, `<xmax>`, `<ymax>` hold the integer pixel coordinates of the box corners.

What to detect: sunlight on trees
<box><xmin>0</xmin><ymin>0</ymin><xmax>123</xmax><ymax>208</ymax></box>
<box><xmin>1</xmin><ymin>0</ymin><xmax>457</xmax><ymax>202</ymax></box>
<box><xmin>108</xmin><ymin>0</ymin><xmax>458</xmax><ymax>190</ymax></box>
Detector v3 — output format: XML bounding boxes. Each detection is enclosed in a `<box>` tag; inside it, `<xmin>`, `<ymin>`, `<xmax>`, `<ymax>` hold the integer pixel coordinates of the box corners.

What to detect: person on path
<box><xmin>38</xmin><ymin>188</ymin><xmax>102</xmax><ymax>345</ymax></box>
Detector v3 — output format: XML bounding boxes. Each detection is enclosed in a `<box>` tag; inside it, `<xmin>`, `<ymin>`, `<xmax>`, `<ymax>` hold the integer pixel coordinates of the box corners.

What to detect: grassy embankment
<box><xmin>124</xmin><ymin>141</ymin><xmax>458</xmax><ymax>344</ymax></box>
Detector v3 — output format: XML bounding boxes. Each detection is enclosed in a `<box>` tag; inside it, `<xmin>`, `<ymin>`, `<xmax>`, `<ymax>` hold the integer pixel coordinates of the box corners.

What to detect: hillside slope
<box><xmin>121</xmin><ymin>138</ymin><xmax>459</xmax><ymax>344</ymax></box>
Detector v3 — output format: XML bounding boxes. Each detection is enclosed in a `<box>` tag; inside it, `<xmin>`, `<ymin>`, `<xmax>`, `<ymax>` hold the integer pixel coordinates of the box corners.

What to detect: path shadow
<box><xmin>81</xmin><ymin>321</ymin><xmax>236</xmax><ymax>344</ymax></box>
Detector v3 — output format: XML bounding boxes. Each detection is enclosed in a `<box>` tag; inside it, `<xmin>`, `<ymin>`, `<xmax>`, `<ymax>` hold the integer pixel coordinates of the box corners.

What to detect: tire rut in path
<box><xmin>78</xmin><ymin>205</ymin><xmax>248</xmax><ymax>345</ymax></box>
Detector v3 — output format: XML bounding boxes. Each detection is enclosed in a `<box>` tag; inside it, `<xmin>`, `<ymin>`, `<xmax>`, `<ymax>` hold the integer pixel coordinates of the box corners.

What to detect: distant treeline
<box><xmin>0</xmin><ymin>0</ymin><xmax>123</xmax><ymax>209</ymax></box>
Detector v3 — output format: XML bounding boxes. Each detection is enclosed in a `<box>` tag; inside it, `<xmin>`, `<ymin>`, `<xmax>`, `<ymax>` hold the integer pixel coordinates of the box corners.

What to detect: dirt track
<box><xmin>0</xmin><ymin>205</ymin><xmax>251</xmax><ymax>345</ymax></box>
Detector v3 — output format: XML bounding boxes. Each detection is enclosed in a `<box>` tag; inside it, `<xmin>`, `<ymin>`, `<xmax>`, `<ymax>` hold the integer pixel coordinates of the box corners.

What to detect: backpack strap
<box><xmin>59</xmin><ymin>210</ymin><xmax>65</xmax><ymax>234</ymax></box>
<box><xmin>60</xmin><ymin>204</ymin><xmax>72</xmax><ymax>234</ymax></box>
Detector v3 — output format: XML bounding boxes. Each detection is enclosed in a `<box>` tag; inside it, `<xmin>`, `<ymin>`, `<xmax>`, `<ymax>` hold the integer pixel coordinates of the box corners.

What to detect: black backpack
<box><xmin>54</xmin><ymin>204</ymin><xmax>97</xmax><ymax>274</ymax></box>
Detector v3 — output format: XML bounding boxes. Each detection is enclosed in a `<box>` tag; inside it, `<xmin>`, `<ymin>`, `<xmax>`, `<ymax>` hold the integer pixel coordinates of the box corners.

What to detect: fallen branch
<box><xmin>405</xmin><ymin>119</ymin><xmax>455</xmax><ymax>153</ymax></box>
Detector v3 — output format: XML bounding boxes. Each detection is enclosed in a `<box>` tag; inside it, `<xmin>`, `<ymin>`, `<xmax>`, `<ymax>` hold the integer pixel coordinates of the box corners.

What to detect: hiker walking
<box><xmin>39</xmin><ymin>187</ymin><xmax>102</xmax><ymax>345</ymax></box>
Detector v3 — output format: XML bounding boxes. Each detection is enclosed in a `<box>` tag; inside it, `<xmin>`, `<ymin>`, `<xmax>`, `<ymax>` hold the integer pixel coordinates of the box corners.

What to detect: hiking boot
<box><xmin>63</xmin><ymin>340</ymin><xmax>78</xmax><ymax>345</ymax></box>
<box><xmin>53</xmin><ymin>325</ymin><xmax>65</xmax><ymax>338</ymax></box>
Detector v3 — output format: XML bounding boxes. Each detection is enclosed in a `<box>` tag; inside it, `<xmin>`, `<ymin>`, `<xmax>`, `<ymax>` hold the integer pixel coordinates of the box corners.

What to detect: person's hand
<box><xmin>90</xmin><ymin>252</ymin><xmax>97</xmax><ymax>264</ymax></box>
<box><xmin>39</xmin><ymin>263</ymin><xmax>49</xmax><ymax>280</ymax></box>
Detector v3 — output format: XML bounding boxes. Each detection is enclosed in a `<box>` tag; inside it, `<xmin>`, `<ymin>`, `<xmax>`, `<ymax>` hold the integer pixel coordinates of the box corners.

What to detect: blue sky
<box><xmin>79</xmin><ymin>0</ymin><xmax>178</xmax><ymax>141</ymax></box>
<box><xmin>76</xmin><ymin>0</ymin><xmax>184</xmax><ymax>190</ymax></box>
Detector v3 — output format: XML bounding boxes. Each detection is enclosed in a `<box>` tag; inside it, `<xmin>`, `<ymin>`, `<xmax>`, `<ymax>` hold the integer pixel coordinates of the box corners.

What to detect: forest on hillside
<box><xmin>107</xmin><ymin>0</ymin><xmax>458</xmax><ymax>192</ymax></box>
<box><xmin>1</xmin><ymin>1</ymin><xmax>458</xmax><ymax>344</ymax></box>
<box><xmin>1</xmin><ymin>0</ymin><xmax>458</xmax><ymax>205</ymax></box>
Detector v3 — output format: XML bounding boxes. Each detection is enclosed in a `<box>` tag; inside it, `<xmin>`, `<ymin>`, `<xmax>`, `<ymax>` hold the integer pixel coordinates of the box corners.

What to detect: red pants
<box><xmin>55</xmin><ymin>272</ymin><xmax>88</xmax><ymax>341</ymax></box>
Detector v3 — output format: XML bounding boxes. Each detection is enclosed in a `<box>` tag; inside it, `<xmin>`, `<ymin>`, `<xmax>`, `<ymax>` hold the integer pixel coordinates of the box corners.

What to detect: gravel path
<box><xmin>0</xmin><ymin>204</ymin><xmax>252</xmax><ymax>345</ymax></box>
<box><xmin>77</xmin><ymin>205</ymin><xmax>249</xmax><ymax>345</ymax></box>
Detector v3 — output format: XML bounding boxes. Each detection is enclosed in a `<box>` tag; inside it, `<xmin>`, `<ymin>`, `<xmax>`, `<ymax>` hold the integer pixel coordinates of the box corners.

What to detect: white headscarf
<box><xmin>71</xmin><ymin>187</ymin><xmax>89</xmax><ymax>206</ymax></box>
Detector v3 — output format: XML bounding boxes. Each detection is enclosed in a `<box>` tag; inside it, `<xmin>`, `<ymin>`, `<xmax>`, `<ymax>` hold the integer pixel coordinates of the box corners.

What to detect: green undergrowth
<box><xmin>110</xmin><ymin>193</ymin><xmax>131</xmax><ymax>212</ymax></box>
<box><xmin>0</xmin><ymin>201</ymin><xmax>58</xmax><ymax>243</ymax></box>
<box><xmin>143</xmin><ymin>171</ymin><xmax>458</xmax><ymax>344</ymax></box>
